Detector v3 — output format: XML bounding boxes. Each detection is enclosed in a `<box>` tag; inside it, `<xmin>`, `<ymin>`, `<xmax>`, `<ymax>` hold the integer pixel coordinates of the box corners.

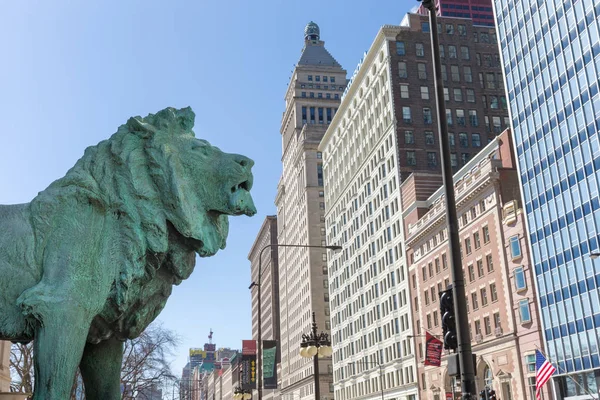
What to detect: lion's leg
<box><xmin>16</xmin><ymin>200</ymin><xmax>113</xmax><ymax>399</ymax></box>
<box><xmin>80</xmin><ymin>337</ymin><xmax>123</xmax><ymax>400</ymax></box>
<box><xmin>31</xmin><ymin>309</ymin><xmax>92</xmax><ymax>400</ymax></box>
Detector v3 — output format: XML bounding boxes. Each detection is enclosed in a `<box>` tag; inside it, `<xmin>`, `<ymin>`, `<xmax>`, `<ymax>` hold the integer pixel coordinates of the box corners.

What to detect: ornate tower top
<box><xmin>304</xmin><ymin>21</ymin><xmax>320</xmax><ymax>41</ymax></box>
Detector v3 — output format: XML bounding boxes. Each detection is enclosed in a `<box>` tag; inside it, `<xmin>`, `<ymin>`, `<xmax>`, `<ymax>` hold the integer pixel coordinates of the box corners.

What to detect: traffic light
<box><xmin>479</xmin><ymin>387</ymin><xmax>496</xmax><ymax>400</ymax></box>
<box><xmin>439</xmin><ymin>288</ymin><xmax>457</xmax><ymax>351</ymax></box>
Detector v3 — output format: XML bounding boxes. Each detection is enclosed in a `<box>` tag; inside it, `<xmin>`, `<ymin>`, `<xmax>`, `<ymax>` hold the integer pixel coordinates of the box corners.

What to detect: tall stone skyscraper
<box><xmin>493</xmin><ymin>0</ymin><xmax>600</xmax><ymax>396</ymax></box>
<box><xmin>275</xmin><ymin>22</ymin><xmax>346</xmax><ymax>400</ymax></box>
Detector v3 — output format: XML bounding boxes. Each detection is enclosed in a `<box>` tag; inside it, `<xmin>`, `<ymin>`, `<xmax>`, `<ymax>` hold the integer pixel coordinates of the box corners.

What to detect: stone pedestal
<box><xmin>0</xmin><ymin>342</ymin><xmax>29</xmax><ymax>399</ymax></box>
<box><xmin>0</xmin><ymin>341</ymin><xmax>10</xmax><ymax>392</ymax></box>
<box><xmin>0</xmin><ymin>394</ymin><xmax>29</xmax><ymax>400</ymax></box>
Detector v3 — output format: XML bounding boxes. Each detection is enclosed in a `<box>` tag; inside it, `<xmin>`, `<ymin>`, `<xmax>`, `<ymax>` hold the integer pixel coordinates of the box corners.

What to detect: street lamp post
<box><xmin>299</xmin><ymin>311</ymin><xmax>334</xmax><ymax>400</ymax></box>
<box><xmin>418</xmin><ymin>1</ymin><xmax>476</xmax><ymax>399</ymax></box>
<box><xmin>348</xmin><ymin>361</ymin><xmax>385</xmax><ymax>400</ymax></box>
<box><xmin>249</xmin><ymin>243</ymin><xmax>342</xmax><ymax>400</ymax></box>
<box><xmin>590</xmin><ymin>252</ymin><xmax>600</xmax><ymax>259</ymax></box>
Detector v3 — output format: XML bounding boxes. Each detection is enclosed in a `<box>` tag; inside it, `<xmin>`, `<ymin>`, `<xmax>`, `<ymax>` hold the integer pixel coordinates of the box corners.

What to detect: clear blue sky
<box><xmin>0</xmin><ymin>0</ymin><xmax>416</xmax><ymax>377</ymax></box>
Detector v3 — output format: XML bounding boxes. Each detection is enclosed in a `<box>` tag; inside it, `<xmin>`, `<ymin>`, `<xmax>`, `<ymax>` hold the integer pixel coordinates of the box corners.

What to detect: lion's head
<box><xmin>30</xmin><ymin>107</ymin><xmax>256</xmax><ymax>320</ymax></box>
<box><xmin>124</xmin><ymin>107</ymin><xmax>257</xmax><ymax>257</ymax></box>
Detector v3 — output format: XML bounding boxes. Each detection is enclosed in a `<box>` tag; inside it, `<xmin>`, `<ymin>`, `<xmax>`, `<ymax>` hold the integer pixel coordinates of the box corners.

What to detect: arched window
<box><xmin>484</xmin><ymin>366</ymin><xmax>493</xmax><ymax>388</ymax></box>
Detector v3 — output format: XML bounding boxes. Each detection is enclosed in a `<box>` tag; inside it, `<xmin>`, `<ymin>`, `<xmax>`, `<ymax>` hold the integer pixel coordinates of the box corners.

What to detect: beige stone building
<box><xmin>402</xmin><ymin>130</ymin><xmax>549</xmax><ymax>400</ymax></box>
<box><xmin>194</xmin><ymin>362</ymin><xmax>236</xmax><ymax>400</ymax></box>
<box><xmin>274</xmin><ymin>22</ymin><xmax>346</xmax><ymax>400</ymax></box>
<box><xmin>248</xmin><ymin>216</ymin><xmax>280</xmax><ymax>400</ymax></box>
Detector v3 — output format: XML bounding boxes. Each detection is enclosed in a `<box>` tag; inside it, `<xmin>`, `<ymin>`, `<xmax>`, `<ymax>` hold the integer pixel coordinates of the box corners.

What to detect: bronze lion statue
<box><xmin>0</xmin><ymin>107</ymin><xmax>256</xmax><ymax>399</ymax></box>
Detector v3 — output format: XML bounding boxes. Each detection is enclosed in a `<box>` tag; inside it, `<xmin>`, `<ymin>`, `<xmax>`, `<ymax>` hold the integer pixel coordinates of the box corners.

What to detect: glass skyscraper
<box><xmin>492</xmin><ymin>0</ymin><xmax>600</xmax><ymax>397</ymax></box>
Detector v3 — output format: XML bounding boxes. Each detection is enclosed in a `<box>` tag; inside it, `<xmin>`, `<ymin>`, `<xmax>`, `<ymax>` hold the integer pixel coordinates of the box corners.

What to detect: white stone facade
<box><xmin>320</xmin><ymin>25</ymin><xmax>419</xmax><ymax>400</ymax></box>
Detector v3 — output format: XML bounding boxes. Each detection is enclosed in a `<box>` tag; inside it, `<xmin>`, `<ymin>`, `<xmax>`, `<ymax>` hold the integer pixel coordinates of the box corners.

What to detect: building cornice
<box><xmin>405</xmin><ymin>170</ymin><xmax>497</xmax><ymax>246</ymax></box>
<box><xmin>403</xmin><ymin>137</ymin><xmax>503</xmax><ymax>247</ymax></box>
<box><xmin>320</xmin><ymin>25</ymin><xmax>402</xmax><ymax>151</ymax></box>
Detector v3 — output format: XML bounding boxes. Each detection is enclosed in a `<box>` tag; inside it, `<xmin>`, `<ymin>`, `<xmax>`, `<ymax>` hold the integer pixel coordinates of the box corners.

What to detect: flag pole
<box><xmin>535</xmin><ymin>346</ymin><xmax>598</xmax><ymax>399</ymax></box>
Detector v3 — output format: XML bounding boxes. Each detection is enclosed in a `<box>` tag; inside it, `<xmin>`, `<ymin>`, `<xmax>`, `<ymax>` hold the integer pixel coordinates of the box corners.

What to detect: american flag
<box><xmin>535</xmin><ymin>349</ymin><xmax>556</xmax><ymax>400</ymax></box>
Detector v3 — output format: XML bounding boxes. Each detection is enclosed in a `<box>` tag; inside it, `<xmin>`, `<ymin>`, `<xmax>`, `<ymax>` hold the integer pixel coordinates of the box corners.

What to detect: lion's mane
<box><xmin>29</xmin><ymin>107</ymin><xmax>196</xmax><ymax>320</ymax></box>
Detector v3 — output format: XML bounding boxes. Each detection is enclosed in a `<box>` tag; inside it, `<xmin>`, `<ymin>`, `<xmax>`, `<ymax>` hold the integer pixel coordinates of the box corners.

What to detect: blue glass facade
<box><xmin>493</xmin><ymin>0</ymin><xmax>600</xmax><ymax>396</ymax></box>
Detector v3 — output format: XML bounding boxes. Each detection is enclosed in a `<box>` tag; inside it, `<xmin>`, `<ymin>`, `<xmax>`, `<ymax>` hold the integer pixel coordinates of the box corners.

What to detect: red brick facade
<box><xmin>402</xmin><ymin>130</ymin><xmax>549</xmax><ymax>400</ymax></box>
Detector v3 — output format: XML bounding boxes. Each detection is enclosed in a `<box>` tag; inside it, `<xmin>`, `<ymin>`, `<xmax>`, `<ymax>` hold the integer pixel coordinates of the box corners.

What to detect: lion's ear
<box><xmin>126</xmin><ymin>116</ymin><xmax>157</xmax><ymax>137</ymax></box>
<box><xmin>175</xmin><ymin>107</ymin><xmax>195</xmax><ymax>133</ymax></box>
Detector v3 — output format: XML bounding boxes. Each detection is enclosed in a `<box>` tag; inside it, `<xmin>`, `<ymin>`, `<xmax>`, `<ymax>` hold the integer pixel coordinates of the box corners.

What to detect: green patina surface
<box><xmin>0</xmin><ymin>107</ymin><xmax>256</xmax><ymax>399</ymax></box>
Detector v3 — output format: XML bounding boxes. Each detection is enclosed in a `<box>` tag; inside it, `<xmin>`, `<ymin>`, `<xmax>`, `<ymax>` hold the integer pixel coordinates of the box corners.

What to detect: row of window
<box><xmin>400</xmin><ymin>106</ymin><xmax>483</xmax><ymax>127</ymax></box>
<box><xmin>404</xmin><ymin>130</ymin><xmax>483</xmax><ymax>148</ymax></box>
<box><xmin>528</xmin><ymin>180</ymin><xmax>599</xmax><ymax>247</ymax></box>
<box><xmin>336</xmin><ymin>366</ymin><xmax>416</xmax><ymax>400</ymax></box>
<box><xmin>471</xmin><ymin>283</ymin><xmax>499</xmax><ymax>311</ymax></box>
<box><xmin>301</xmin><ymin>92</ymin><xmax>340</xmax><ymax>100</ymax></box>
<box><xmin>442</xmin><ymin>4</ymin><xmax>493</xmax><ymax>12</ymax></box>
<box><xmin>421</xmin><ymin>254</ymin><xmax>449</xmax><ymax>282</ymax></box>
<box><xmin>301</xmin><ymin>106</ymin><xmax>338</xmax><ymax>125</ymax></box>
<box><xmin>466</xmin><ymin>255</ymin><xmax>494</xmax><ymax>284</ymax></box>
<box><xmin>405</xmin><ymin>150</ymin><xmax>475</xmax><ymax>168</ymax></box>
<box><xmin>400</xmin><ymin>84</ymin><xmax>508</xmax><ymax>108</ymax></box>
<box><xmin>398</xmin><ymin>61</ymin><xmax>503</xmax><ymax>89</ymax></box>
<box><xmin>397</xmin><ymin>41</ymin><xmax>499</xmax><ymax>65</ymax></box>
<box><xmin>511</xmin><ymin>52</ymin><xmax>599</xmax><ymax>159</ymax></box>
<box><xmin>419</xmin><ymin>21</ymin><xmax>495</xmax><ymax>40</ymax></box>
<box><xmin>463</xmin><ymin>227</ymin><xmax>492</xmax><ymax>256</ymax></box>
<box><xmin>413</xmin><ymin>199</ymin><xmax>488</xmax><ymax>265</ymax></box>
<box><xmin>518</xmin><ymin>105</ymin><xmax>599</xmax><ymax>190</ymax></box>
<box><xmin>421</xmin><ymin>280</ymin><xmax>449</xmax><ymax>307</ymax></box>
<box><xmin>300</xmin><ymin>83</ymin><xmax>343</xmax><ymax>90</ymax></box>
<box><xmin>419</xmin><ymin>19</ymin><xmax>497</xmax><ymax>39</ymax></box>
<box><xmin>307</xmin><ymin>75</ymin><xmax>336</xmax><ymax>83</ymax></box>
<box><xmin>471</xmin><ymin>300</ymin><xmax>531</xmax><ymax>337</ymax></box>
<box><xmin>500</xmin><ymin>0</ymin><xmax>597</xmax><ymax>80</ymax></box>
<box><xmin>463</xmin><ymin>236</ymin><xmax>521</xmax><ymax>269</ymax></box>
<box><xmin>416</xmin><ymin>304</ymin><xmax>529</xmax><ymax>341</ymax></box>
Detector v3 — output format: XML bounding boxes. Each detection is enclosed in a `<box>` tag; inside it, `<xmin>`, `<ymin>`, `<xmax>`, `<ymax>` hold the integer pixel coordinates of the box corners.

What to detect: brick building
<box><xmin>416</xmin><ymin>0</ymin><xmax>495</xmax><ymax>27</ymax></box>
<box><xmin>390</xmin><ymin>13</ymin><xmax>508</xmax><ymax>176</ymax></box>
<box><xmin>402</xmin><ymin>130</ymin><xmax>548</xmax><ymax>400</ymax></box>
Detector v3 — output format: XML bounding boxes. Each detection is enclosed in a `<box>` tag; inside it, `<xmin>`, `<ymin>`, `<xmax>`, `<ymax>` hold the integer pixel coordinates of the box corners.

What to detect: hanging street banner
<box><xmin>242</xmin><ymin>340</ymin><xmax>257</xmax><ymax>355</ymax></box>
<box><xmin>424</xmin><ymin>331</ymin><xmax>443</xmax><ymax>367</ymax></box>
<box><xmin>241</xmin><ymin>340</ymin><xmax>257</xmax><ymax>390</ymax></box>
<box><xmin>263</xmin><ymin>340</ymin><xmax>278</xmax><ymax>389</ymax></box>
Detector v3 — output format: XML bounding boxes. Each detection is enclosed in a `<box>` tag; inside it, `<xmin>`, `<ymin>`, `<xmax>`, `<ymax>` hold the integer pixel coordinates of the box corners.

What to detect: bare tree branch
<box><xmin>10</xmin><ymin>323</ymin><xmax>178</xmax><ymax>400</ymax></box>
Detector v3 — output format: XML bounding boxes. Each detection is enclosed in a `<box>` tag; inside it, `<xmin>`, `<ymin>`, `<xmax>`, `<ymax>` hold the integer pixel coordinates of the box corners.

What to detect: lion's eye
<box><xmin>192</xmin><ymin>146</ymin><xmax>209</xmax><ymax>154</ymax></box>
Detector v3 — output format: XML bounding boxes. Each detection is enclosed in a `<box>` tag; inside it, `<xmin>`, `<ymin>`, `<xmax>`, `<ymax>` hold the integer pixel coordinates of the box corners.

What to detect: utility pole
<box><xmin>418</xmin><ymin>1</ymin><xmax>477</xmax><ymax>399</ymax></box>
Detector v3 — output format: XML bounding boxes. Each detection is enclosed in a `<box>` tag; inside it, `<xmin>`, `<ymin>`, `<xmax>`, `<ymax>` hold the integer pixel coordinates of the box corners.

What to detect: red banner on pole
<box><xmin>242</xmin><ymin>340</ymin><xmax>257</xmax><ymax>355</ymax></box>
<box><xmin>424</xmin><ymin>331</ymin><xmax>443</xmax><ymax>367</ymax></box>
